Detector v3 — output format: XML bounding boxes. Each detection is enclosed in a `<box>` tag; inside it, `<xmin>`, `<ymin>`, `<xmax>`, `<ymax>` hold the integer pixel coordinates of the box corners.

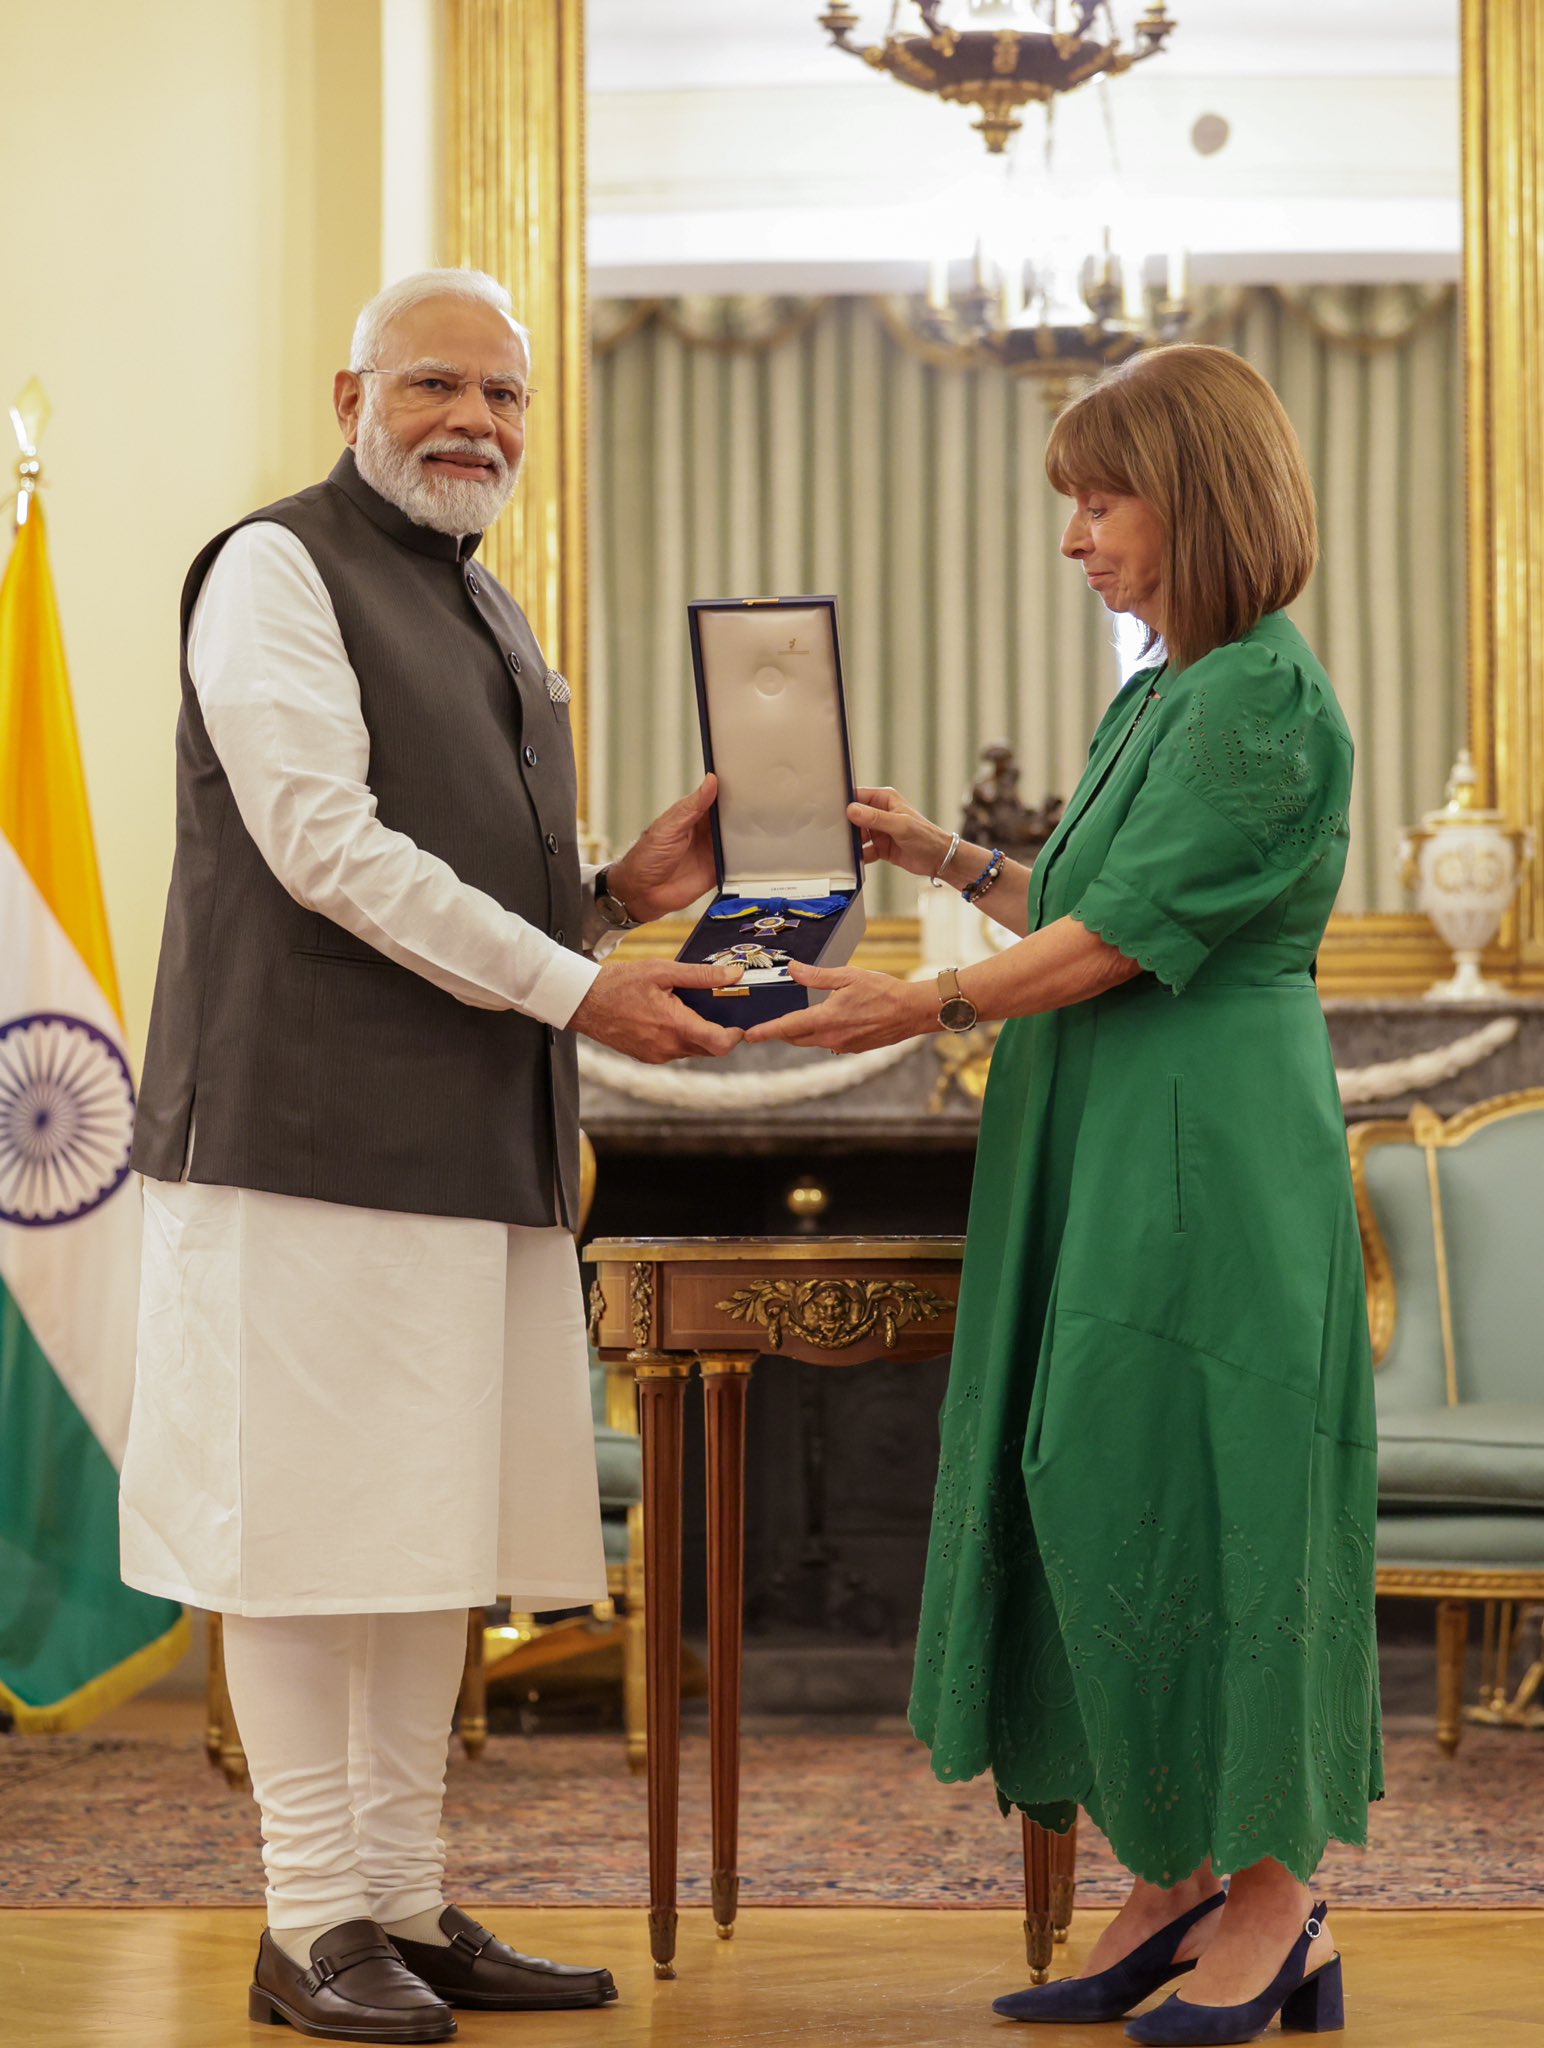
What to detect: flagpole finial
<box><xmin>10</xmin><ymin>377</ymin><xmax>51</xmax><ymax>528</ymax></box>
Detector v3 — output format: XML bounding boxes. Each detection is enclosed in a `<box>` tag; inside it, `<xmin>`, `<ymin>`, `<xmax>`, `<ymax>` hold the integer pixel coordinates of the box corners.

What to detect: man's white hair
<box><xmin>350</xmin><ymin>268</ymin><xmax>531</xmax><ymax>371</ymax></box>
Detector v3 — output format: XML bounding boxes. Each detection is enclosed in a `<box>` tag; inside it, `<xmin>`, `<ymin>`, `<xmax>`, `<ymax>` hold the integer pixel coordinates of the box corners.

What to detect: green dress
<box><xmin>909</xmin><ymin>611</ymin><xmax>1383</xmax><ymax>1885</ymax></box>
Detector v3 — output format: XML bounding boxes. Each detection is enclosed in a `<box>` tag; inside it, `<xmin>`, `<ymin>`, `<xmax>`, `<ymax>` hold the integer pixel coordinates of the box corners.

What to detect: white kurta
<box><xmin>119</xmin><ymin>524</ymin><xmax>615</xmax><ymax>1616</ymax></box>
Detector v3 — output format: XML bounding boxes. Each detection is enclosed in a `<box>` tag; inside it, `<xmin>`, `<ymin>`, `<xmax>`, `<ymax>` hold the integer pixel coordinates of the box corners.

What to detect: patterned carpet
<box><xmin>2</xmin><ymin>1714</ymin><xmax>1540</xmax><ymax>1910</ymax></box>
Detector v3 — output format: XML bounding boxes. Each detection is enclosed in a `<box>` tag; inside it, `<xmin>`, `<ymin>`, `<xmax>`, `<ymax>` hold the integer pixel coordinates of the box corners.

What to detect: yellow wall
<box><xmin>0</xmin><ymin>0</ymin><xmax>383</xmax><ymax>1059</ymax></box>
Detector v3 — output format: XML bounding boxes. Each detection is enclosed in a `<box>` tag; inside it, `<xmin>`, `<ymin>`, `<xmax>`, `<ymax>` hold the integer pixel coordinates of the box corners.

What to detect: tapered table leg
<box><xmin>1021</xmin><ymin>1815</ymin><xmax>1055</xmax><ymax>1982</ymax></box>
<box><xmin>701</xmin><ymin>1353</ymin><xmax>755</xmax><ymax>1941</ymax></box>
<box><xmin>635</xmin><ymin>1353</ymin><xmax>692</xmax><ymax>1978</ymax></box>
<box><xmin>1050</xmin><ymin>1816</ymin><xmax>1078</xmax><ymax>1943</ymax></box>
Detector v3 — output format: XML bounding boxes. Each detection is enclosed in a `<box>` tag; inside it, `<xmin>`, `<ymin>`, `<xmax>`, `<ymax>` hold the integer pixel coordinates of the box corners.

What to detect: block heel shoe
<box><xmin>1124</xmin><ymin>1901</ymin><xmax>1343</xmax><ymax>2045</ymax></box>
<box><xmin>991</xmin><ymin>1888</ymin><xmax>1226</xmax><ymax>2024</ymax></box>
<box><xmin>1281</xmin><ymin>1953</ymin><xmax>1344</xmax><ymax>2032</ymax></box>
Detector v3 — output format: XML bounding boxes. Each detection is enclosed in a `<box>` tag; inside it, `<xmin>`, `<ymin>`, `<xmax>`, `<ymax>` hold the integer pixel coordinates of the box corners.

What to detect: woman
<box><xmin>748</xmin><ymin>344</ymin><xmax>1380</xmax><ymax>2044</ymax></box>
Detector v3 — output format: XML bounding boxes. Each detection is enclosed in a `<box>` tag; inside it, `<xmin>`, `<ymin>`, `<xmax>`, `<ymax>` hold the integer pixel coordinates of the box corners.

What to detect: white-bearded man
<box><xmin>120</xmin><ymin>268</ymin><xmax>742</xmax><ymax>2043</ymax></box>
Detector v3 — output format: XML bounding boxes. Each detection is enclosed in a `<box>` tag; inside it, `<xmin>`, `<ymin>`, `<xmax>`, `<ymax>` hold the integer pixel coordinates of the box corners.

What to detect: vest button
<box><xmin>508</xmin><ymin>651</ymin><xmax>522</xmax><ymax>674</ymax></box>
<box><xmin>545</xmin><ymin>831</ymin><xmax>559</xmax><ymax>854</ymax></box>
<box><xmin>554</xmin><ymin>928</ymin><xmax>566</xmax><ymax>946</ymax></box>
<box><xmin>466</xmin><ymin>574</ymin><xmax>481</xmax><ymax>596</ymax></box>
<box><xmin>524</xmin><ymin>745</ymin><xmax>538</xmax><ymax>767</ymax></box>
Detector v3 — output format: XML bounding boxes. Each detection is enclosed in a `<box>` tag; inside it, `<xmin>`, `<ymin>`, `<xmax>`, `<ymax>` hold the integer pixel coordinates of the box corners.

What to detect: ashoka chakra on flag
<box><xmin>0</xmin><ymin>1011</ymin><xmax>136</xmax><ymax>1227</ymax></box>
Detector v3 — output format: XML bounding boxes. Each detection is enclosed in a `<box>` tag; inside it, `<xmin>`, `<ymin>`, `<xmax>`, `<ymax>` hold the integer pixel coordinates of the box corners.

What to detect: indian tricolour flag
<box><xmin>0</xmin><ymin>493</ymin><xmax>186</xmax><ymax>1729</ymax></box>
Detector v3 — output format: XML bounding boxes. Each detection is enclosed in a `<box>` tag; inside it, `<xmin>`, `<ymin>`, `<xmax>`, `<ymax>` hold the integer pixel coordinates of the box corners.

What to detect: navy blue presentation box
<box><xmin>675</xmin><ymin>596</ymin><xmax>866</xmax><ymax>1027</ymax></box>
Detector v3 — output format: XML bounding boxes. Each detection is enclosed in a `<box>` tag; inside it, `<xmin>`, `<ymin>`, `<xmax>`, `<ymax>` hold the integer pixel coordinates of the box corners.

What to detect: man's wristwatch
<box><xmin>937</xmin><ymin>966</ymin><xmax>978</xmax><ymax>1034</ymax></box>
<box><xmin>593</xmin><ymin>865</ymin><xmax>639</xmax><ymax>931</ymax></box>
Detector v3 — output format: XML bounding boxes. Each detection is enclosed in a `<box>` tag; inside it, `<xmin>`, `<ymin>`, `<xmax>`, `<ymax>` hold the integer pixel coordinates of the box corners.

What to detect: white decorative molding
<box><xmin>578</xmin><ymin>1034</ymin><xmax>920</xmax><ymax>1111</ymax></box>
<box><xmin>578</xmin><ymin>1016</ymin><xmax>1520</xmax><ymax>1115</ymax></box>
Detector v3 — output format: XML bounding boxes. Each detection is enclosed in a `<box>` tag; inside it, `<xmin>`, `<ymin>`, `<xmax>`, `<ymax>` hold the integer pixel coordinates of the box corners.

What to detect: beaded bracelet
<box><xmin>961</xmin><ymin>846</ymin><xmax>1005</xmax><ymax>905</ymax></box>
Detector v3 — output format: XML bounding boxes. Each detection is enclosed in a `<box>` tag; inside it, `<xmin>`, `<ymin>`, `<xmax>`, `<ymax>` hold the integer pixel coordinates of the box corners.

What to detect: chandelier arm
<box><xmin>815</xmin><ymin>4</ymin><xmax>1184</xmax><ymax>367</ymax></box>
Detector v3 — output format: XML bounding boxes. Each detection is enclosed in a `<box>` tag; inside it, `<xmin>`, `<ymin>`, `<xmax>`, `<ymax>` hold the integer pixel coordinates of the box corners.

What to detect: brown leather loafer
<box><xmin>250</xmin><ymin>1919</ymin><xmax>456</xmax><ymax>2041</ymax></box>
<box><xmin>388</xmin><ymin>1905</ymin><xmax>619</xmax><ymax>2011</ymax></box>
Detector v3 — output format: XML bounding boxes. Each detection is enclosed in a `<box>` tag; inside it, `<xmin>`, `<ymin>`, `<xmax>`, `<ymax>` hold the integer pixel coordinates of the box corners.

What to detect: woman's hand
<box><xmin>848</xmin><ymin>786</ymin><xmax>953</xmax><ymax>880</ymax></box>
<box><xmin>743</xmin><ymin>962</ymin><xmax>935</xmax><ymax>1051</ymax></box>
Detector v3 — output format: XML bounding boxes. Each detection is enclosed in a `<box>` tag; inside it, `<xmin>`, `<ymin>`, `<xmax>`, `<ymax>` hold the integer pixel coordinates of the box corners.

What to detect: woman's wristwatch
<box><xmin>936</xmin><ymin>966</ymin><xmax>978</xmax><ymax>1034</ymax></box>
<box><xmin>593</xmin><ymin>865</ymin><xmax>639</xmax><ymax>931</ymax></box>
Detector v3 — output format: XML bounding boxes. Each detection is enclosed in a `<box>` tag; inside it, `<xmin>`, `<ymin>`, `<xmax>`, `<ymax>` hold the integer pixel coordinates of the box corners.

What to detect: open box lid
<box><xmin>688</xmin><ymin>597</ymin><xmax>862</xmax><ymax>898</ymax></box>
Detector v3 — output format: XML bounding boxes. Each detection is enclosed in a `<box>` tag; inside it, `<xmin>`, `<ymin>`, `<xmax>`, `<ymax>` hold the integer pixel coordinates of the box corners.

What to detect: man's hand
<box><xmin>743</xmin><ymin>963</ymin><xmax>935</xmax><ymax>1052</ymax></box>
<box><xmin>605</xmin><ymin>775</ymin><xmax>719</xmax><ymax>924</ymax></box>
<box><xmin>570</xmin><ymin>956</ymin><xmax>747</xmax><ymax>1062</ymax></box>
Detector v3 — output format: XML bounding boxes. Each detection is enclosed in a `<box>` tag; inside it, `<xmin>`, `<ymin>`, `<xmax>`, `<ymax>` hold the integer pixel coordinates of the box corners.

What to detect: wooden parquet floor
<box><xmin>0</xmin><ymin>1906</ymin><xmax>1538</xmax><ymax>2048</ymax></box>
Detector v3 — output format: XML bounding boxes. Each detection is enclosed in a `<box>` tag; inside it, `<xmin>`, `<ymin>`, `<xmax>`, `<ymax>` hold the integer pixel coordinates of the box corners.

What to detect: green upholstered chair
<box><xmin>1351</xmin><ymin>1090</ymin><xmax>1544</xmax><ymax>1751</ymax></box>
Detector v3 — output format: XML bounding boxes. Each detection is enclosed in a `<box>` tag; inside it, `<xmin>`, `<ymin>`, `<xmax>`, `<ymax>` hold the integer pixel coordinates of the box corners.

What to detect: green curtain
<box><xmin>589</xmin><ymin>290</ymin><xmax>1463</xmax><ymax>915</ymax></box>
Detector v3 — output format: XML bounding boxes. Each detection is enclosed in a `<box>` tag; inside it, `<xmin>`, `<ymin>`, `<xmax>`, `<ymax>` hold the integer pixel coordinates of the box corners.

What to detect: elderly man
<box><xmin>120</xmin><ymin>268</ymin><xmax>740</xmax><ymax>2043</ymax></box>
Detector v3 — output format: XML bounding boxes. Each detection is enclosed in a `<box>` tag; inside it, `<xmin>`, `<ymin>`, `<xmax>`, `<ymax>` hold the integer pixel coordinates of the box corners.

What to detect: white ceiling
<box><xmin>584</xmin><ymin>1</ymin><xmax>1462</xmax><ymax>292</ymax></box>
<box><xmin>587</xmin><ymin>1</ymin><xmax>1459</xmax><ymax>94</ymax></box>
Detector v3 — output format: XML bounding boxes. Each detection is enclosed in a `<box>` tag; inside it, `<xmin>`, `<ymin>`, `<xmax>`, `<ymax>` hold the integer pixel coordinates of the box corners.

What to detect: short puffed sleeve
<box><xmin>1069</xmin><ymin>639</ymin><xmax>1352</xmax><ymax>995</ymax></box>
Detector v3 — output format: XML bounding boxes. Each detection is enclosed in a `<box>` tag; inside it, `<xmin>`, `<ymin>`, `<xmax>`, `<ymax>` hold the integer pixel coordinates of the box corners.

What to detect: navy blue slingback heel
<box><xmin>1123</xmin><ymin>1900</ymin><xmax>1343</xmax><ymax>2044</ymax></box>
<box><xmin>991</xmin><ymin>1888</ymin><xmax>1226</xmax><ymax>2024</ymax></box>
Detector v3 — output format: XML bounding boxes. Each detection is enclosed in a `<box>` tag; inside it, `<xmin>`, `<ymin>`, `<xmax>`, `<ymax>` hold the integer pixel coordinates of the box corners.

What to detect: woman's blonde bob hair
<box><xmin>1045</xmin><ymin>344</ymin><xmax>1317</xmax><ymax>674</ymax></box>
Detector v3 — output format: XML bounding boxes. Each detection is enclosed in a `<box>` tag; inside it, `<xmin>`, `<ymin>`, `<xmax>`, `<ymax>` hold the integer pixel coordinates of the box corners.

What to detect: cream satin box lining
<box><xmin>677</xmin><ymin>596</ymin><xmax>865</xmax><ymax>1019</ymax></box>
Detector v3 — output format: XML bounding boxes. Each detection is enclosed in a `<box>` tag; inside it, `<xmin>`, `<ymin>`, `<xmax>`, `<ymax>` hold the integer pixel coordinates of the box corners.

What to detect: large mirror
<box><xmin>449</xmin><ymin>0</ymin><xmax>1544</xmax><ymax>997</ymax></box>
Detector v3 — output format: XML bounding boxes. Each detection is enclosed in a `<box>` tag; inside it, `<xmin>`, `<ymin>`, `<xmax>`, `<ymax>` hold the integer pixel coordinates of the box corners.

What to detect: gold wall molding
<box><xmin>1463</xmin><ymin>0</ymin><xmax>1544</xmax><ymax>988</ymax></box>
<box><xmin>447</xmin><ymin>0</ymin><xmax>589</xmax><ymax>814</ymax></box>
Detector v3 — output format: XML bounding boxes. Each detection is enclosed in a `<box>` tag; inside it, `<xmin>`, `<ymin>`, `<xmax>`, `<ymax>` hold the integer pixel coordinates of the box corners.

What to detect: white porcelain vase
<box><xmin>1399</xmin><ymin>752</ymin><xmax>1533</xmax><ymax>1001</ymax></box>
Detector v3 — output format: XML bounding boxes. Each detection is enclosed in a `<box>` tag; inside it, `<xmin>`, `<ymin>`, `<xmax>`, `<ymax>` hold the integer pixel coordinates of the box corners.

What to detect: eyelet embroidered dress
<box><xmin>909</xmin><ymin>612</ymin><xmax>1383</xmax><ymax>1885</ymax></box>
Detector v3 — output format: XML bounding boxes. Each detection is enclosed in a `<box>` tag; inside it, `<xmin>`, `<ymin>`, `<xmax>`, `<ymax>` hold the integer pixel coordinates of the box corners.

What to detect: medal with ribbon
<box><xmin>707</xmin><ymin>894</ymin><xmax>847</xmax><ymax>939</ymax></box>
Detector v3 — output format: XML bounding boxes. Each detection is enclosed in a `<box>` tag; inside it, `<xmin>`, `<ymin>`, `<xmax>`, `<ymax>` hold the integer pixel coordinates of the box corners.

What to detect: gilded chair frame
<box><xmin>1349</xmin><ymin>1089</ymin><xmax>1544</xmax><ymax>1750</ymax></box>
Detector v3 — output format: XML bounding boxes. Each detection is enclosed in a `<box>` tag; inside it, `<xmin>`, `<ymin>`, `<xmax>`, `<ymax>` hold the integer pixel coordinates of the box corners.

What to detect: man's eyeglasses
<box><xmin>357</xmin><ymin>369</ymin><xmax>536</xmax><ymax>420</ymax></box>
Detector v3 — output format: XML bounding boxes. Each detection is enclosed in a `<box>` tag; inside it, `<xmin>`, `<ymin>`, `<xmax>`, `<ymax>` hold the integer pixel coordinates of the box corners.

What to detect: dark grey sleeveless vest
<box><xmin>131</xmin><ymin>450</ymin><xmax>584</xmax><ymax>1229</ymax></box>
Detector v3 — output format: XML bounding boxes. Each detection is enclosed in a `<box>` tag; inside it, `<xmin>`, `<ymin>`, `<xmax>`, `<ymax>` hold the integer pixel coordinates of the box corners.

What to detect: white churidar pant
<box><xmin>119</xmin><ymin>1179</ymin><xmax>609</xmax><ymax>1616</ymax></box>
<box><xmin>222</xmin><ymin>1607</ymin><xmax>467</xmax><ymax>1929</ymax></box>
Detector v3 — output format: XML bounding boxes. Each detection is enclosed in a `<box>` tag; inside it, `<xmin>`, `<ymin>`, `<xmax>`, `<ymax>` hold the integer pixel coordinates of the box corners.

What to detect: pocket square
<box><xmin>547</xmin><ymin>670</ymin><xmax>572</xmax><ymax>706</ymax></box>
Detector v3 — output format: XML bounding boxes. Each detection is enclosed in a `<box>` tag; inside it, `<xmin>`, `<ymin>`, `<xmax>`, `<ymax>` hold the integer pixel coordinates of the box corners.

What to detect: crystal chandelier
<box><xmin>924</xmin><ymin>187</ymin><xmax>1192</xmax><ymax>379</ymax></box>
<box><xmin>817</xmin><ymin>0</ymin><xmax>1176</xmax><ymax>154</ymax></box>
<box><xmin>817</xmin><ymin>2</ymin><xmax>1189</xmax><ymax>382</ymax></box>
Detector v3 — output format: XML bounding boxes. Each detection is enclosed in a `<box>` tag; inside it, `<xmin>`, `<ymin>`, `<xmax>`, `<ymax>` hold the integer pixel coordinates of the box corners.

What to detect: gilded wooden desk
<box><xmin>586</xmin><ymin>1234</ymin><xmax>1078</xmax><ymax>1981</ymax></box>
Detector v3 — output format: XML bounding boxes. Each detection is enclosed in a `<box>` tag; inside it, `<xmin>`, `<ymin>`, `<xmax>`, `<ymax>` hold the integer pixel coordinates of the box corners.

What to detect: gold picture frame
<box><xmin>449</xmin><ymin>0</ymin><xmax>1543</xmax><ymax>999</ymax></box>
